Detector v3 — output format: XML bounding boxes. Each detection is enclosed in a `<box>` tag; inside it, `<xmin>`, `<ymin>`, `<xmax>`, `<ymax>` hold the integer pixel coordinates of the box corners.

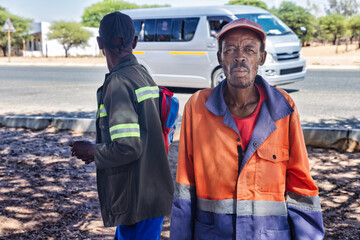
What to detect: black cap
<box><xmin>99</xmin><ymin>12</ymin><xmax>135</xmax><ymax>49</ymax></box>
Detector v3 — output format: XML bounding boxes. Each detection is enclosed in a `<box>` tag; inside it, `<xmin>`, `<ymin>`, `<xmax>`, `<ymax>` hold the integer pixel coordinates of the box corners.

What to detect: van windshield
<box><xmin>235</xmin><ymin>14</ymin><xmax>292</xmax><ymax>35</ymax></box>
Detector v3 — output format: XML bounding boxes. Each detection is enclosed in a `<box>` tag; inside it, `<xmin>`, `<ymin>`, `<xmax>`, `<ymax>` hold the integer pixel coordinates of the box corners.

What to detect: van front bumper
<box><xmin>260</xmin><ymin>58</ymin><xmax>306</xmax><ymax>86</ymax></box>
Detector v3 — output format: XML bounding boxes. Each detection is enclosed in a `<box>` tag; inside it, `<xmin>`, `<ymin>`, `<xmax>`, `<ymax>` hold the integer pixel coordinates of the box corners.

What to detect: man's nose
<box><xmin>234</xmin><ymin>49</ymin><xmax>246</xmax><ymax>62</ymax></box>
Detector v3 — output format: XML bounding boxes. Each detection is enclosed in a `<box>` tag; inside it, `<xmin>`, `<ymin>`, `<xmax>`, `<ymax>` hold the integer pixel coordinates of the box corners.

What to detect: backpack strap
<box><xmin>159</xmin><ymin>86</ymin><xmax>173</xmax><ymax>129</ymax></box>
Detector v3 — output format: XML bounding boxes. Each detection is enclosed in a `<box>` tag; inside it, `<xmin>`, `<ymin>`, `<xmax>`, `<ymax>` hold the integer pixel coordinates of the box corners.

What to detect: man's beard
<box><xmin>226</xmin><ymin>61</ymin><xmax>256</xmax><ymax>89</ymax></box>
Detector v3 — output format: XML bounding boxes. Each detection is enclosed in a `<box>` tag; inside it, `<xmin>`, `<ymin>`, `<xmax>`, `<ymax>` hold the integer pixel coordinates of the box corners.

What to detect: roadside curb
<box><xmin>0</xmin><ymin>115</ymin><xmax>359</xmax><ymax>152</ymax></box>
<box><xmin>0</xmin><ymin>115</ymin><xmax>96</xmax><ymax>132</ymax></box>
<box><xmin>303</xmin><ymin>127</ymin><xmax>359</xmax><ymax>152</ymax></box>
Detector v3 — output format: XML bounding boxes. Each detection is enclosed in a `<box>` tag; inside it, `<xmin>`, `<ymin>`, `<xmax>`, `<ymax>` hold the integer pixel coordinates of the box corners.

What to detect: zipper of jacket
<box><xmin>237</xmin><ymin>145</ymin><xmax>244</xmax><ymax>176</ymax></box>
<box><xmin>234</xmin><ymin>144</ymin><xmax>245</xmax><ymax>236</ymax></box>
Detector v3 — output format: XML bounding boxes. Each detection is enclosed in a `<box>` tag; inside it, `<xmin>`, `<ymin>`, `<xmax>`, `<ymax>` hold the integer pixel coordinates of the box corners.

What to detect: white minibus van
<box><xmin>121</xmin><ymin>5</ymin><xmax>306</xmax><ymax>88</ymax></box>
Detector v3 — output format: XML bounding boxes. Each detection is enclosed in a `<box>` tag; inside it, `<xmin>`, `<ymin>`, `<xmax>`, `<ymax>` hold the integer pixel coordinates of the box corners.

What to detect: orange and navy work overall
<box><xmin>170</xmin><ymin>76</ymin><xmax>324</xmax><ymax>240</ymax></box>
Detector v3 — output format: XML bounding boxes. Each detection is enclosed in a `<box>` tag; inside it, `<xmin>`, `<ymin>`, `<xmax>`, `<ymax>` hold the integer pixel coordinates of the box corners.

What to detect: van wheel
<box><xmin>211</xmin><ymin>68</ymin><xmax>226</xmax><ymax>88</ymax></box>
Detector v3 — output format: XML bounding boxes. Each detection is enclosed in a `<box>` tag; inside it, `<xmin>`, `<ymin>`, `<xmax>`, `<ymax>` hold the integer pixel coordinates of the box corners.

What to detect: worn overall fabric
<box><xmin>170</xmin><ymin>76</ymin><xmax>324</xmax><ymax>240</ymax></box>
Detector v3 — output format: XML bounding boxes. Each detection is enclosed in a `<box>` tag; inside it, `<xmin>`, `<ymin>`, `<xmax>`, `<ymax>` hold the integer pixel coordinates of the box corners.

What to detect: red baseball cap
<box><xmin>217</xmin><ymin>18</ymin><xmax>266</xmax><ymax>44</ymax></box>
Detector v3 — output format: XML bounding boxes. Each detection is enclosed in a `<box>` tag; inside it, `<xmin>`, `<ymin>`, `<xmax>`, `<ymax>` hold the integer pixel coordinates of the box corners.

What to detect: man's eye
<box><xmin>245</xmin><ymin>48</ymin><xmax>255</xmax><ymax>54</ymax></box>
<box><xmin>225</xmin><ymin>48</ymin><xmax>235</xmax><ymax>53</ymax></box>
<box><xmin>245</xmin><ymin>48</ymin><xmax>257</xmax><ymax>55</ymax></box>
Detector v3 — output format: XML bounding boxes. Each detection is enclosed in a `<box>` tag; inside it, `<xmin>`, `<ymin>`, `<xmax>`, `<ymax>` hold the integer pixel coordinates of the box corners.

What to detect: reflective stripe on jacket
<box><xmin>170</xmin><ymin>76</ymin><xmax>324</xmax><ymax>240</ymax></box>
<box><xmin>95</xmin><ymin>54</ymin><xmax>174</xmax><ymax>227</ymax></box>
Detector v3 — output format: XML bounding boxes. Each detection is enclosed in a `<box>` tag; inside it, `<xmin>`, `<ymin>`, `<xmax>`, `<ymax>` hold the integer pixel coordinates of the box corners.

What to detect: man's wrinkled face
<box><xmin>218</xmin><ymin>29</ymin><xmax>266</xmax><ymax>89</ymax></box>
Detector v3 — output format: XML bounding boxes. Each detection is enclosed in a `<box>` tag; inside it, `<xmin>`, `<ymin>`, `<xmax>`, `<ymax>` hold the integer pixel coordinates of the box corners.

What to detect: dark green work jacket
<box><xmin>94</xmin><ymin>54</ymin><xmax>174</xmax><ymax>227</ymax></box>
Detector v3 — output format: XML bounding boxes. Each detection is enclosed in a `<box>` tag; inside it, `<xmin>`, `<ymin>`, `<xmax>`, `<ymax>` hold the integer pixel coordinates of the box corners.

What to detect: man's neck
<box><xmin>106</xmin><ymin>50</ymin><xmax>132</xmax><ymax>71</ymax></box>
<box><xmin>223</xmin><ymin>83</ymin><xmax>260</xmax><ymax>118</ymax></box>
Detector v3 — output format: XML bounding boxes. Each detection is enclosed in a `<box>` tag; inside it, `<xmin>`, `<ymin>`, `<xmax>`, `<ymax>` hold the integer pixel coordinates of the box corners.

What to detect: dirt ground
<box><xmin>0</xmin><ymin>44</ymin><xmax>359</xmax><ymax>67</ymax></box>
<box><xmin>0</xmin><ymin>127</ymin><xmax>359</xmax><ymax>239</ymax></box>
<box><xmin>301</xmin><ymin>43</ymin><xmax>360</xmax><ymax>67</ymax></box>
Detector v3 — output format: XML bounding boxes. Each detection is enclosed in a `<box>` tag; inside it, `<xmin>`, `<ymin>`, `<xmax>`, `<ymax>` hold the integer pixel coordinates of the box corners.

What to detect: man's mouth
<box><xmin>231</xmin><ymin>68</ymin><xmax>249</xmax><ymax>75</ymax></box>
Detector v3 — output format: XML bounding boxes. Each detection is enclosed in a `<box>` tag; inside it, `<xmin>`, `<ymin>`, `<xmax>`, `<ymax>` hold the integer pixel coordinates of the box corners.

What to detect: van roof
<box><xmin>121</xmin><ymin>5</ymin><xmax>269</xmax><ymax>19</ymax></box>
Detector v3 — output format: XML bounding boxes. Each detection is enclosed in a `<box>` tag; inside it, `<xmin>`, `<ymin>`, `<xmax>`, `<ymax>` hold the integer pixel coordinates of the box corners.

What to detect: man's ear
<box><xmin>97</xmin><ymin>37</ymin><xmax>103</xmax><ymax>50</ymax></box>
<box><xmin>132</xmin><ymin>36</ymin><xmax>138</xmax><ymax>49</ymax></box>
<box><xmin>217</xmin><ymin>51</ymin><xmax>222</xmax><ymax>65</ymax></box>
<box><xmin>259</xmin><ymin>51</ymin><xmax>267</xmax><ymax>66</ymax></box>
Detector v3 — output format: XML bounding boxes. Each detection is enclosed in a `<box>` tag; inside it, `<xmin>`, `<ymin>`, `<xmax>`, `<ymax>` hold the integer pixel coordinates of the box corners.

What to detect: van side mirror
<box><xmin>299</xmin><ymin>26</ymin><xmax>307</xmax><ymax>38</ymax></box>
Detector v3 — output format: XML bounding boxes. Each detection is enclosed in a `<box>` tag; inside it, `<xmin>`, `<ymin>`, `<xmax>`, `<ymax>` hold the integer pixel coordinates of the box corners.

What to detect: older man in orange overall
<box><xmin>170</xmin><ymin>18</ymin><xmax>324</xmax><ymax>240</ymax></box>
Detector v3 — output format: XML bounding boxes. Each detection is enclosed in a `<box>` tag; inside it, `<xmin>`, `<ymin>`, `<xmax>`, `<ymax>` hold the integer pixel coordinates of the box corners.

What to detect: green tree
<box><xmin>311</xmin><ymin>19</ymin><xmax>328</xmax><ymax>41</ymax></box>
<box><xmin>82</xmin><ymin>0</ymin><xmax>139</xmax><ymax>28</ymax></box>
<box><xmin>327</xmin><ymin>0</ymin><xmax>359</xmax><ymax>17</ymax></box>
<box><xmin>0</xmin><ymin>6</ymin><xmax>31</xmax><ymax>56</ymax></box>
<box><xmin>273</xmin><ymin>1</ymin><xmax>316</xmax><ymax>45</ymax></box>
<box><xmin>319</xmin><ymin>14</ymin><xmax>347</xmax><ymax>45</ymax></box>
<box><xmin>47</xmin><ymin>21</ymin><xmax>92</xmax><ymax>57</ymax></box>
<box><xmin>348</xmin><ymin>14</ymin><xmax>360</xmax><ymax>47</ymax></box>
<box><xmin>82</xmin><ymin>0</ymin><xmax>170</xmax><ymax>28</ymax></box>
<box><xmin>227</xmin><ymin>0</ymin><xmax>268</xmax><ymax>10</ymax></box>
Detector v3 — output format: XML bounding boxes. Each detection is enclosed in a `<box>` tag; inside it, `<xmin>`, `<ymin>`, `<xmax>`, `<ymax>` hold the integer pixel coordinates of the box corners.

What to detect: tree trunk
<box><xmin>1</xmin><ymin>46</ymin><xmax>7</xmax><ymax>57</ymax></box>
<box><xmin>335</xmin><ymin>38</ymin><xmax>339</xmax><ymax>54</ymax></box>
<box><xmin>332</xmin><ymin>38</ymin><xmax>337</xmax><ymax>45</ymax></box>
<box><xmin>333</xmin><ymin>33</ymin><xmax>338</xmax><ymax>46</ymax></box>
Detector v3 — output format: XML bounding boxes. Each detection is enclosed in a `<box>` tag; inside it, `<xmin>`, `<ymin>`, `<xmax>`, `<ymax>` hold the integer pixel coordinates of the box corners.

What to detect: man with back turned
<box><xmin>71</xmin><ymin>12</ymin><xmax>173</xmax><ymax>240</ymax></box>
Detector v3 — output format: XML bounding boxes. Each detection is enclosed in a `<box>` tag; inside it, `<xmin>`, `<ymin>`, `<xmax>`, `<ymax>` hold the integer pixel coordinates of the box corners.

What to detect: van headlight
<box><xmin>265</xmin><ymin>53</ymin><xmax>275</xmax><ymax>64</ymax></box>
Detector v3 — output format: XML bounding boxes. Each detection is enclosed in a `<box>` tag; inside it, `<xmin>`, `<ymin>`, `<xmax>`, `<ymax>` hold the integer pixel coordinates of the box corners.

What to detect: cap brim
<box><xmin>217</xmin><ymin>22</ymin><xmax>266</xmax><ymax>43</ymax></box>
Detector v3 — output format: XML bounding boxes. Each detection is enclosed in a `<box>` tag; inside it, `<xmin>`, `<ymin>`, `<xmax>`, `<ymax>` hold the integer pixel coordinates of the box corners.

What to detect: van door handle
<box><xmin>207</xmin><ymin>43</ymin><xmax>216</xmax><ymax>48</ymax></box>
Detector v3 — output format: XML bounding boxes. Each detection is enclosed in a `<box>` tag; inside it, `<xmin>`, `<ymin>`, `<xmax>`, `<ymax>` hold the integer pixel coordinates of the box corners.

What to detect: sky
<box><xmin>0</xmin><ymin>0</ymin><xmax>329</xmax><ymax>23</ymax></box>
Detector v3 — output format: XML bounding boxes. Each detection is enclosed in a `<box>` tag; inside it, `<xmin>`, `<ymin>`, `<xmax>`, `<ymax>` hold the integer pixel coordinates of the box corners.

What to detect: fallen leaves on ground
<box><xmin>0</xmin><ymin>127</ymin><xmax>358</xmax><ymax>239</ymax></box>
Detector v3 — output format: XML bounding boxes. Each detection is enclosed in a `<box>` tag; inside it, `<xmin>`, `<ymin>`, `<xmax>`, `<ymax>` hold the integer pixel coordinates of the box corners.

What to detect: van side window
<box><xmin>171</xmin><ymin>19</ymin><xmax>183</xmax><ymax>41</ymax></box>
<box><xmin>157</xmin><ymin>19</ymin><xmax>172</xmax><ymax>41</ymax></box>
<box><xmin>144</xmin><ymin>19</ymin><xmax>156</xmax><ymax>42</ymax></box>
<box><xmin>209</xmin><ymin>20</ymin><xmax>229</xmax><ymax>38</ymax></box>
<box><xmin>207</xmin><ymin>17</ymin><xmax>231</xmax><ymax>38</ymax></box>
<box><xmin>134</xmin><ymin>20</ymin><xmax>144</xmax><ymax>41</ymax></box>
<box><xmin>184</xmin><ymin>18</ymin><xmax>199</xmax><ymax>41</ymax></box>
<box><xmin>137</xmin><ymin>17</ymin><xmax>199</xmax><ymax>42</ymax></box>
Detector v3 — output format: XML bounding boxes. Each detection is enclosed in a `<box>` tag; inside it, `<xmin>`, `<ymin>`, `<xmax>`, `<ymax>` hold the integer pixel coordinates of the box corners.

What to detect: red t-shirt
<box><xmin>232</xmin><ymin>84</ymin><xmax>267</xmax><ymax>149</ymax></box>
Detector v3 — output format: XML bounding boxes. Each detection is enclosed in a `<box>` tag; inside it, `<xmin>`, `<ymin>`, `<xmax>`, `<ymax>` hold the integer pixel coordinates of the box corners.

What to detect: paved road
<box><xmin>0</xmin><ymin>66</ymin><xmax>106</xmax><ymax>118</ymax></box>
<box><xmin>0</xmin><ymin>66</ymin><xmax>359</xmax><ymax>128</ymax></box>
<box><xmin>284</xmin><ymin>69</ymin><xmax>360</xmax><ymax>128</ymax></box>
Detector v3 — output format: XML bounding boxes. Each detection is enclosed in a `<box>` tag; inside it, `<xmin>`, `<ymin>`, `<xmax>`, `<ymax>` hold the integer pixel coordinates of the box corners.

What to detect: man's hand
<box><xmin>69</xmin><ymin>141</ymin><xmax>95</xmax><ymax>164</ymax></box>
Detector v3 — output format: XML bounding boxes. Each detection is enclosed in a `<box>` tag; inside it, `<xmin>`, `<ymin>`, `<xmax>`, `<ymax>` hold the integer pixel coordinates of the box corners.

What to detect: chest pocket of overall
<box><xmin>255</xmin><ymin>145</ymin><xmax>289</xmax><ymax>194</ymax></box>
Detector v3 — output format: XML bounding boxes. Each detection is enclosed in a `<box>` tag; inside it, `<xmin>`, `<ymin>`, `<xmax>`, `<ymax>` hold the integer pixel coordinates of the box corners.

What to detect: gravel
<box><xmin>0</xmin><ymin>127</ymin><xmax>358</xmax><ymax>239</ymax></box>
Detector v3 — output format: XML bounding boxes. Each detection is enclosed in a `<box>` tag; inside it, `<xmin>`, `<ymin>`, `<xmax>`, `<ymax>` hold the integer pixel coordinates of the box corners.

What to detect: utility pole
<box><xmin>8</xmin><ymin>20</ymin><xmax>11</xmax><ymax>62</ymax></box>
<box><xmin>2</xmin><ymin>18</ymin><xmax>16</xmax><ymax>62</ymax></box>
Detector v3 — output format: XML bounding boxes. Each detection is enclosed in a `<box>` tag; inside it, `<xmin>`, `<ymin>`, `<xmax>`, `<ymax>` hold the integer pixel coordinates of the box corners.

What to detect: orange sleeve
<box><xmin>286</xmin><ymin>104</ymin><xmax>319</xmax><ymax>197</ymax></box>
<box><xmin>176</xmin><ymin>102</ymin><xmax>196</xmax><ymax>186</ymax></box>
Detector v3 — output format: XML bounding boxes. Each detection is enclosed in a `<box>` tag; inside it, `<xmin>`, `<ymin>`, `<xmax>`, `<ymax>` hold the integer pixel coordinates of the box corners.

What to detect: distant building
<box><xmin>22</xmin><ymin>22</ymin><xmax>100</xmax><ymax>57</ymax></box>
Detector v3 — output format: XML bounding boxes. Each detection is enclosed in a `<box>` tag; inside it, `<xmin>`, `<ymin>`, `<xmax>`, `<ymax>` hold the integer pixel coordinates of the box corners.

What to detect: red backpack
<box><xmin>159</xmin><ymin>86</ymin><xmax>179</xmax><ymax>154</ymax></box>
